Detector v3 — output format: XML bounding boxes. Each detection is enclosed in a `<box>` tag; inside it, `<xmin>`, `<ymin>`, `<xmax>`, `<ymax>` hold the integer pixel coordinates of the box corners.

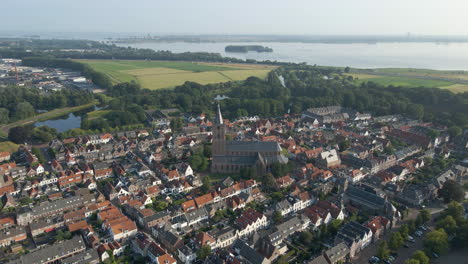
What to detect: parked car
<box><xmin>420</xmin><ymin>226</ymin><xmax>427</xmax><ymax>231</ymax></box>
<box><xmin>369</xmin><ymin>256</ymin><xmax>380</xmax><ymax>263</ymax></box>
<box><xmin>432</xmin><ymin>253</ymin><xmax>439</xmax><ymax>258</ymax></box>
<box><xmin>404</xmin><ymin>244</ymin><xmax>410</xmax><ymax>248</ymax></box>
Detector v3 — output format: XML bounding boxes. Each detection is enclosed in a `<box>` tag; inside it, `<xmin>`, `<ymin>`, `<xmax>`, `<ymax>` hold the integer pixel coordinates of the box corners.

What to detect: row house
<box><xmin>235</xmin><ymin>208</ymin><xmax>268</xmax><ymax>237</ymax></box>
<box><xmin>335</xmin><ymin>221</ymin><xmax>373</xmax><ymax>258</ymax></box>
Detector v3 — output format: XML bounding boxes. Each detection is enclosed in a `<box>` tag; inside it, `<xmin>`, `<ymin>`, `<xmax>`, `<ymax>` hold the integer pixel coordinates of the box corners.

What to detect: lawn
<box><xmin>355</xmin><ymin>76</ymin><xmax>453</xmax><ymax>88</ymax></box>
<box><xmin>77</xmin><ymin>59</ymin><xmax>276</xmax><ymax>90</ymax></box>
<box><xmin>0</xmin><ymin>141</ymin><xmax>19</xmax><ymax>153</ymax></box>
<box><xmin>86</xmin><ymin>110</ymin><xmax>112</xmax><ymax>120</ymax></box>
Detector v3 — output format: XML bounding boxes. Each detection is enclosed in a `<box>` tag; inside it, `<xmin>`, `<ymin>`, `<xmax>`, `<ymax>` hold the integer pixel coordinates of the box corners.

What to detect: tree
<box><xmin>438</xmin><ymin>180</ymin><xmax>464</xmax><ymax>203</ymax></box>
<box><xmin>436</xmin><ymin>215</ymin><xmax>458</xmax><ymax>235</ymax></box>
<box><xmin>423</xmin><ymin>229</ymin><xmax>449</xmax><ymax>255</ymax></box>
<box><xmin>262</xmin><ymin>173</ymin><xmax>277</xmax><ymax>192</ymax></box>
<box><xmin>0</xmin><ymin>108</ymin><xmax>9</xmax><ymax>124</ymax></box>
<box><xmin>272</xmin><ymin>211</ymin><xmax>283</xmax><ymax>224</ymax></box>
<box><xmin>338</xmin><ymin>140</ymin><xmax>350</xmax><ymax>151</ymax></box>
<box><xmin>406</xmin><ymin>103</ymin><xmax>424</xmax><ymax>120</ymax></box>
<box><xmin>418</xmin><ymin>209</ymin><xmax>431</xmax><ymax>224</ymax></box>
<box><xmin>410</xmin><ymin>250</ymin><xmax>429</xmax><ymax>264</ymax></box>
<box><xmin>31</xmin><ymin>126</ymin><xmax>57</xmax><ymax>143</ymax></box>
<box><xmin>153</xmin><ymin>201</ymin><xmax>168</xmax><ymax>212</ymax></box>
<box><xmin>442</xmin><ymin>201</ymin><xmax>464</xmax><ymax>225</ymax></box>
<box><xmin>13</xmin><ymin>102</ymin><xmax>35</xmax><ymax>120</ymax></box>
<box><xmin>377</xmin><ymin>241</ymin><xmax>390</xmax><ymax>260</ymax></box>
<box><xmin>389</xmin><ymin>232</ymin><xmax>404</xmax><ymax>250</ymax></box>
<box><xmin>8</xmin><ymin>125</ymin><xmax>32</xmax><ymax>144</ymax></box>
<box><xmin>201</xmin><ymin>176</ymin><xmax>212</xmax><ymax>194</ymax></box>
<box><xmin>399</xmin><ymin>224</ymin><xmax>409</xmax><ymax>239</ymax></box>
<box><xmin>196</xmin><ymin>245</ymin><xmax>211</xmax><ymax>260</ymax></box>
<box><xmin>447</xmin><ymin>126</ymin><xmax>462</xmax><ymax>138</ymax></box>
<box><xmin>405</xmin><ymin>259</ymin><xmax>420</xmax><ymax>264</ymax></box>
<box><xmin>299</xmin><ymin>231</ymin><xmax>313</xmax><ymax>245</ymax></box>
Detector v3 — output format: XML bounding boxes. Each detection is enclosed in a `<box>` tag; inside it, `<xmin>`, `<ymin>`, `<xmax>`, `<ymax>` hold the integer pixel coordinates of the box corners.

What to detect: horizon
<box><xmin>3</xmin><ymin>0</ymin><xmax>468</xmax><ymax>36</ymax></box>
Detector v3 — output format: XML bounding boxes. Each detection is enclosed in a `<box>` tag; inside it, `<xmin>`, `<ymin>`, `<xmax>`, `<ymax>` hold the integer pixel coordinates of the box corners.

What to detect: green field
<box><xmin>347</xmin><ymin>72</ymin><xmax>468</xmax><ymax>93</ymax></box>
<box><xmin>77</xmin><ymin>59</ymin><xmax>276</xmax><ymax>90</ymax></box>
<box><xmin>86</xmin><ymin>110</ymin><xmax>112</xmax><ymax>120</ymax></box>
<box><xmin>0</xmin><ymin>141</ymin><xmax>19</xmax><ymax>153</ymax></box>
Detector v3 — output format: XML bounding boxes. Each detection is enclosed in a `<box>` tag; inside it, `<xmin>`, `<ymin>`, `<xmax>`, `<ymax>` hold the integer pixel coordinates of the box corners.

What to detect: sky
<box><xmin>2</xmin><ymin>0</ymin><xmax>468</xmax><ymax>36</ymax></box>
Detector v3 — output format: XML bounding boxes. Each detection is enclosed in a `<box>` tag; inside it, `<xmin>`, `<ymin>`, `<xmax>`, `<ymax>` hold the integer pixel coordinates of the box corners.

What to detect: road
<box><xmin>352</xmin><ymin>203</ymin><xmax>445</xmax><ymax>264</ymax></box>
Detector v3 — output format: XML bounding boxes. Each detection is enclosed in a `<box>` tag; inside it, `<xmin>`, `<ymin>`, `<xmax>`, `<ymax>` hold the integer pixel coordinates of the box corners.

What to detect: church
<box><xmin>211</xmin><ymin>105</ymin><xmax>288</xmax><ymax>174</ymax></box>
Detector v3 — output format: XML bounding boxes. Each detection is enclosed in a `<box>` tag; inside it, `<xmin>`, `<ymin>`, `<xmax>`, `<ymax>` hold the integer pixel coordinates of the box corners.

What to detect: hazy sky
<box><xmin>3</xmin><ymin>0</ymin><xmax>468</xmax><ymax>35</ymax></box>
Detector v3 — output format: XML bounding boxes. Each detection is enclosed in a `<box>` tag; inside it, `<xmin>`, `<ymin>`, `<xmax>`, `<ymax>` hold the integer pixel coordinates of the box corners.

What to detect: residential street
<box><xmin>352</xmin><ymin>203</ymin><xmax>446</xmax><ymax>264</ymax></box>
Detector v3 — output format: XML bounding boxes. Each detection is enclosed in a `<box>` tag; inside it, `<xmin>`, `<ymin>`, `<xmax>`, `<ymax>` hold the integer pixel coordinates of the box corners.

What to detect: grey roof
<box><xmin>226</xmin><ymin>141</ymin><xmax>282</xmax><ymax>153</ymax></box>
<box><xmin>9</xmin><ymin>236</ymin><xmax>85</xmax><ymax>264</ymax></box>
<box><xmin>345</xmin><ymin>186</ymin><xmax>385</xmax><ymax>210</ymax></box>
<box><xmin>62</xmin><ymin>249</ymin><xmax>99</xmax><ymax>264</ymax></box>
<box><xmin>325</xmin><ymin>242</ymin><xmax>349</xmax><ymax>263</ymax></box>
<box><xmin>0</xmin><ymin>226</ymin><xmax>27</xmax><ymax>241</ymax></box>
<box><xmin>308</xmin><ymin>255</ymin><xmax>329</xmax><ymax>264</ymax></box>
<box><xmin>28</xmin><ymin>195</ymin><xmax>93</xmax><ymax>217</ymax></box>
<box><xmin>232</xmin><ymin>239</ymin><xmax>269</xmax><ymax>264</ymax></box>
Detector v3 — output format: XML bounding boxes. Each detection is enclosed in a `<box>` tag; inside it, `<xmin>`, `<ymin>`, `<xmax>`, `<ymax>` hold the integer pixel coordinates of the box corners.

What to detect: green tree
<box><xmin>201</xmin><ymin>176</ymin><xmax>212</xmax><ymax>194</ymax></box>
<box><xmin>8</xmin><ymin>125</ymin><xmax>32</xmax><ymax>144</ymax></box>
<box><xmin>436</xmin><ymin>215</ymin><xmax>458</xmax><ymax>235</ymax></box>
<box><xmin>153</xmin><ymin>201</ymin><xmax>168</xmax><ymax>212</ymax></box>
<box><xmin>272</xmin><ymin>211</ymin><xmax>283</xmax><ymax>224</ymax></box>
<box><xmin>443</xmin><ymin>201</ymin><xmax>464</xmax><ymax>224</ymax></box>
<box><xmin>0</xmin><ymin>108</ymin><xmax>9</xmax><ymax>124</ymax></box>
<box><xmin>418</xmin><ymin>209</ymin><xmax>431</xmax><ymax>224</ymax></box>
<box><xmin>399</xmin><ymin>224</ymin><xmax>409</xmax><ymax>239</ymax></box>
<box><xmin>197</xmin><ymin>245</ymin><xmax>211</xmax><ymax>260</ymax></box>
<box><xmin>423</xmin><ymin>229</ymin><xmax>449</xmax><ymax>255</ymax></box>
<box><xmin>299</xmin><ymin>231</ymin><xmax>314</xmax><ymax>245</ymax></box>
<box><xmin>447</xmin><ymin>126</ymin><xmax>462</xmax><ymax>138</ymax></box>
<box><xmin>406</xmin><ymin>103</ymin><xmax>424</xmax><ymax>120</ymax></box>
<box><xmin>389</xmin><ymin>232</ymin><xmax>404</xmax><ymax>250</ymax></box>
<box><xmin>405</xmin><ymin>259</ymin><xmax>420</xmax><ymax>264</ymax></box>
<box><xmin>377</xmin><ymin>241</ymin><xmax>390</xmax><ymax>260</ymax></box>
<box><xmin>262</xmin><ymin>173</ymin><xmax>277</xmax><ymax>192</ymax></box>
<box><xmin>410</xmin><ymin>251</ymin><xmax>429</xmax><ymax>264</ymax></box>
<box><xmin>438</xmin><ymin>180</ymin><xmax>464</xmax><ymax>203</ymax></box>
<box><xmin>14</xmin><ymin>102</ymin><xmax>35</xmax><ymax>120</ymax></box>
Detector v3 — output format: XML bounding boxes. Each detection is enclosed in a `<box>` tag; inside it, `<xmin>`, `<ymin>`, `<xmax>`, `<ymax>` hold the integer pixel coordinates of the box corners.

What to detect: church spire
<box><xmin>215</xmin><ymin>104</ymin><xmax>224</xmax><ymax>125</ymax></box>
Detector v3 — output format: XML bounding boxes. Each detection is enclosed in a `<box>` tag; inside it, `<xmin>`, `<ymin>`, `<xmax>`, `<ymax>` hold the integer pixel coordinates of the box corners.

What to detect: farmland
<box><xmin>346</xmin><ymin>69</ymin><xmax>468</xmax><ymax>93</ymax></box>
<box><xmin>77</xmin><ymin>59</ymin><xmax>276</xmax><ymax>90</ymax></box>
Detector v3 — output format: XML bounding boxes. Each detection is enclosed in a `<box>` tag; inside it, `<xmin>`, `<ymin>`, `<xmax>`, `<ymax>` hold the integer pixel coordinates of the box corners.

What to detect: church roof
<box><xmin>226</xmin><ymin>140</ymin><xmax>282</xmax><ymax>152</ymax></box>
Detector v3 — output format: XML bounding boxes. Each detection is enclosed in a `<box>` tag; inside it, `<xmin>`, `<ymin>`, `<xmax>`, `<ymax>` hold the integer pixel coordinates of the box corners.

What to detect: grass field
<box><xmin>0</xmin><ymin>141</ymin><xmax>19</xmax><ymax>153</ymax></box>
<box><xmin>346</xmin><ymin>72</ymin><xmax>468</xmax><ymax>93</ymax></box>
<box><xmin>86</xmin><ymin>110</ymin><xmax>112</xmax><ymax>120</ymax></box>
<box><xmin>77</xmin><ymin>59</ymin><xmax>276</xmax><ymax>90</ymax></box>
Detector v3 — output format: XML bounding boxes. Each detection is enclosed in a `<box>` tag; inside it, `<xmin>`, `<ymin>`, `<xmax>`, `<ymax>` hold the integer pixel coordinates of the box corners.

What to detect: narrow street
<box><xmin>352</xmin><ymin>204</ymin><xmax>445</xmax><ymax>264</ymax></box>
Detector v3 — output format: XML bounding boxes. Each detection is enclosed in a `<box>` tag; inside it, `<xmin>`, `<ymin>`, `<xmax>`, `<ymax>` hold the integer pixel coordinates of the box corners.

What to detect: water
<box><xmin>119</xmin><ymin>42</ymin><xmax>468</xmax><ymax>70</ymax></box>
<box><xmin>33</xmin><ymin>105</ymin><xmax>103</xmax><ymax>132</ymax></box>
<box><xmin>34</xmin><ymin>113</ymin><xmax>81</xmax><ymax>132</ymax></box>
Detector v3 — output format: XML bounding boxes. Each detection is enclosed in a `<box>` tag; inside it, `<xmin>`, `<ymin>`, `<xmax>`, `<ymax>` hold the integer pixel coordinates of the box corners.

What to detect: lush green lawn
<box><xmin>0</xmin><ymin>141</ymin><xmax>19</xmax><ymax>153</ymax></box>
<box><xmin>77</xmin><ymin>59</ymin><xmax>276</xmax><ymax>90</ymax></box>
<box><xmin>355</xmin><ymin>76</ymin><xmax>453</xmax><ymax>88</ymax></box>
<box><xmin>86</xmin><ymin>110</ymin><xmax>112</xmax><ymax>120</ymax></box>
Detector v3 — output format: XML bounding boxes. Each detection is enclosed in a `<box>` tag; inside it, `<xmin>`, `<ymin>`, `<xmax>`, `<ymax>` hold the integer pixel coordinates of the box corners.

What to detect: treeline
<box><xmin>0</xmin><ymin>39</ymin><xmax>308</xmax><ymax>66</ymax></box>
<box><xmin>22</xmin><ymin>57</ymin><xmax>112</xmax><ymax>89</ymax></box>
<box><xmin>100</xmin><ymin>66</ymin><xmax>467</xmax><ymax>130</ymax></box>
<box><xmin>0</xmin><ymin>86</ymin><xmax>94</xmax><ymax>124</ymax></box>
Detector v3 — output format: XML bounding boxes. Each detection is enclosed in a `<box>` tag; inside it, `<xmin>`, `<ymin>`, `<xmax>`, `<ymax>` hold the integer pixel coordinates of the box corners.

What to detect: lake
<box><xmin>119</xmin><ymin>42</ymin><xmax>468</xmax><ymax>70</ymax></box>
<box><xmin>34</xmin><ymin>105</ymin><xmax>102</xmax><ymax>132</ymax></box>
<box><xmin>34</xmin><ymin>113</ymin><xmax>82</xmax><ymax>132</ymax></box>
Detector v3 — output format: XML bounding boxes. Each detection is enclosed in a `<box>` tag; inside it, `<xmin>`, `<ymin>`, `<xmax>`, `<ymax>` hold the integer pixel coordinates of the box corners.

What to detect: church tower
<box><xmin>212</xmin><ymin>104</ymin><xmax>226</xmax><ymax>156</ymax></box>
